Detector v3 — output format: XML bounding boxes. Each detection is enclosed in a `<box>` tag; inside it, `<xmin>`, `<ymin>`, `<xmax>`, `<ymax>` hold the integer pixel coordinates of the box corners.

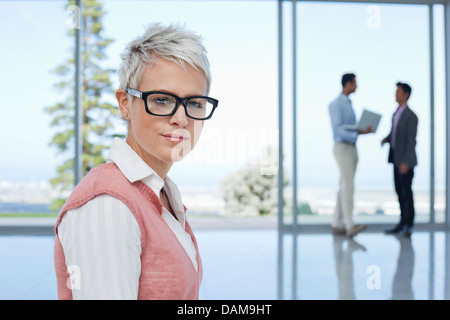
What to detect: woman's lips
<box><xmin>162</xmin><ymin>134</ymin><xmax>190</xmax><ymax>143</ymax></box>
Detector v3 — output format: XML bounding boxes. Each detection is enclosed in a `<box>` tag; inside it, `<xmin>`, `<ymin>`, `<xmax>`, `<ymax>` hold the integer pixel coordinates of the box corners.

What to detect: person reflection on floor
<box><xmin>390</xmin><ymin>235</ymin><xmax>415</xmax><ymax>300</ymax></box>
<box><xmin>333</xmin><ymin>235</ymin><xmax>366</xmax><ymax>299</ymax></box>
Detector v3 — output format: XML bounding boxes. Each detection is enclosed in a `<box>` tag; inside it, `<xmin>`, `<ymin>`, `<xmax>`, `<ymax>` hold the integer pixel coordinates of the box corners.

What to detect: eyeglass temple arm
<box><xmin>126</xmin><ymin>88</ymin><xmax>142</xmax><ymax>99</ymax></box>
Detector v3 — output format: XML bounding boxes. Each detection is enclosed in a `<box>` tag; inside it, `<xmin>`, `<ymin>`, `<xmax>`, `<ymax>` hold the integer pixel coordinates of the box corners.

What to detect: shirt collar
<box><xmin>106</xmin><ymin>138</ymin><xmax>186</xmax><ymax>225</ymax></box>
<box><xmin>163</xmin><ymin>176</ymin><xmax>186</xmax><ymax>229</ymax></box>
<box><xmin>106</xmin><ymin>137</ymin><xmax>164</xmax><ymax>196</ymax></box>
<box><xmin>340</xmin><ymin>93</ymin><xmax>351</xmax><ymax>101</ymax></box>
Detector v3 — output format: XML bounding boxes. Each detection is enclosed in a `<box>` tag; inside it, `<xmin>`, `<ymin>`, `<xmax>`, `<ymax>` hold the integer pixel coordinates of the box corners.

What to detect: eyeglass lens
<box><xmin>147</xmin><ymin>93</ymin><xmax>214</xmax><ymax>119</ymax></box>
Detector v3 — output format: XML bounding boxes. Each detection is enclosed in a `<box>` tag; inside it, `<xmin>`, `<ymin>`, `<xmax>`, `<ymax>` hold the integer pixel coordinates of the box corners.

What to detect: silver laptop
<box><xmin>344</xmin><ymin>109</ymin><xmax>382</xmax><ymax>133</ymax></box>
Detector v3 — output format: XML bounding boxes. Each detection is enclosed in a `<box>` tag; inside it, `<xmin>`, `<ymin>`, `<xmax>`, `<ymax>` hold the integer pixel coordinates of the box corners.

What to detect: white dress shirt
<box><xmin>57</xmin><ymin>138</ymin><xmax>198</xmax><ymax>300</ymax></box>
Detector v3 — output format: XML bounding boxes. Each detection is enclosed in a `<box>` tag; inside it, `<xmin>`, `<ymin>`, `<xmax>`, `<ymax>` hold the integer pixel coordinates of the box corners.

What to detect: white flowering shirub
<box><xmin>220</xmin><ymin>146</ymin><xmax>289</xmax><ymax>216</ymax></box>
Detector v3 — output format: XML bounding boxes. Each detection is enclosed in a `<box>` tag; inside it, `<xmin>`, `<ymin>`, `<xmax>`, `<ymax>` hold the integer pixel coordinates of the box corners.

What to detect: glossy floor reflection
<box><xmin>0</xmin><ymin>227</ymin><xmax>449</xmax><ymax>299</ymax></box>
<box><xmin>198</xmin><ymin>228</ymin><xmax>450</xmax><ymax>300</ymax></box>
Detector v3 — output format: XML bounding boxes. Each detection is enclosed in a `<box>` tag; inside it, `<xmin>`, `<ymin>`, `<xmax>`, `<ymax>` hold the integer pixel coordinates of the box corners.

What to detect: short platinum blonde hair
<box><xmin>118</xmin><ymin>23</ymin><xmax>211</xmax><ymax>94</ymax></box>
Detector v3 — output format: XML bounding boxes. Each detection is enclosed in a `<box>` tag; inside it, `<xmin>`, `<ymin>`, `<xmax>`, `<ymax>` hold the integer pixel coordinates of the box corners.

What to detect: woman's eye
<box><xmin>155</xmin><ymin>98</ymin><xmax>169</xmax><ymax>104</ymax></box>
<box><xmin>188</xmin><ymin>101</ymin><xmax>203</xmax><ymax>109</ymax></box>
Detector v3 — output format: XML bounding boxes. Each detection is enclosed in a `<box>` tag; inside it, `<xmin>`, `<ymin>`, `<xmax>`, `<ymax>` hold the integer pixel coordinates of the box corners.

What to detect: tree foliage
<box><xmin>45</xmin><ymin>0</ymin><xmax>123</xmax><ymax>210</ymax></box>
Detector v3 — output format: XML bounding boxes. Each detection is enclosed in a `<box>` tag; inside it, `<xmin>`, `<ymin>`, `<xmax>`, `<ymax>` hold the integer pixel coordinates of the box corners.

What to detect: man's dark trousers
<box><xmin>393</xmin><ymin>161</ymin><xmax>415</xmax><ymax>228</ymax></box>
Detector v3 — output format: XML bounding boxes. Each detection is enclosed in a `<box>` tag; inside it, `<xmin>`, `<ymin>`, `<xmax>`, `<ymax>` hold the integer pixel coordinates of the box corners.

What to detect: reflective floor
<box><xmin>198</xmin><ymin>228</ymin><xmax>450</xmax><ymax>300</ymax></box>
<box><xmin>1</xmin><ymin>226</ymin><xmax>449</xmax><ymax>300</ymax></box>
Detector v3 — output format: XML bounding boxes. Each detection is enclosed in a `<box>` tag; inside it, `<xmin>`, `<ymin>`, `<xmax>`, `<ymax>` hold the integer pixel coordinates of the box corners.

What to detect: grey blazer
<box><xmin>384</xmin><ymin>106</ymin><xmax>418</xmax><ymax>168</ymax></box>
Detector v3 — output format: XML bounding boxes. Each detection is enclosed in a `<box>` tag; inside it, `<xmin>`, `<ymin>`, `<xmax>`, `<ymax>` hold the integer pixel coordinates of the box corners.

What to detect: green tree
<box><xmin>45</xmin><ymin>0</ymin><xmax>123</xmax><ymax>210</ymax></box>
<box><xmin>298</xmin><ymin>202</ymin><xmax>314</xmax><ymax>215</ymax></box>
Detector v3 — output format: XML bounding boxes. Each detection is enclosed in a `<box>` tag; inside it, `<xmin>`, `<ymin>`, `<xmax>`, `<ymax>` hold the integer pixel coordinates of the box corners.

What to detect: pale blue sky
<box><xmin>0</xmin><ymin>0</ymin><xmax>446</xmax><ymax>191</ymax></box>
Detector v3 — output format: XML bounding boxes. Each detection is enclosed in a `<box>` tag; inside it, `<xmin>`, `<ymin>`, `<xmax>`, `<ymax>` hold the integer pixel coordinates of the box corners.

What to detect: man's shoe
<box><xmin>332</xmin><ymin>227</ymin><xmax>346</xmax><ymax>235</ymax></box>
<box><xmin>403</xmin><ymin>226</ymin><xmax>413</xmax><ymax>238</ymax></box>
<box><xmin>346</xmin><ymin>224</ymin><xmax>367</xmax><ymax>237</ymax></box>
<box><xmin>384</xmin><ymin>225</ymin><xmax>403</xmax><ymax>234</ymax></box>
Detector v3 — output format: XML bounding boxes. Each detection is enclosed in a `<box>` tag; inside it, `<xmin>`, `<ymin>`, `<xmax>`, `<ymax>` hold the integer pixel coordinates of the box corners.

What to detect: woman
<box><xmin>54</xmin><ymin>23</ymin><xmax>218</xmax><ymax>300</ymax></box>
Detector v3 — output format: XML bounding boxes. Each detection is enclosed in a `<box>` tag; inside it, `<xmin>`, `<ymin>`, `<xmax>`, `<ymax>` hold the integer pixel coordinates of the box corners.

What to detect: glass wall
<box><xmin>280</xmin><ymin>1</ymin><xmax>446</xmax><ymax>226</ymax></box>
<box><xmin>1</xmin><ymin>0</ymin><xmax>445</xmax><ymax>225</ymax></box>
<box><xmin>0</xmin><ymin>2</ymin><xmax>70</xmax><ymax>214</ymax></box>
<box><xmin>0</xmin><ymin>0</ymin><xmax>278</xmax><ymax>219</ymax></box>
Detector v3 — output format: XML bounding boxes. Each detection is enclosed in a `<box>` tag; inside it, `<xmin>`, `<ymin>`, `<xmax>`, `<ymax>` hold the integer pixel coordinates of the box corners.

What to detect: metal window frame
<box><xmin>445</xmin><ymin>1</ymin><xmax>450</xmax><ymax>230</ymax></box>
<box><xmin>74</xmin><ymin>0</ymin><xmax>82</xmax><ymax>186</ymax></box>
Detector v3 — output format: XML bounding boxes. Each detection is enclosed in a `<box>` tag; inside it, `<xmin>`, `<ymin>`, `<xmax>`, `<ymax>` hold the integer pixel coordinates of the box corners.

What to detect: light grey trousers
<box><xmin>333</xmin><ymin>143</ymin><xmax>358</xmax><ymax>230</ymax></box>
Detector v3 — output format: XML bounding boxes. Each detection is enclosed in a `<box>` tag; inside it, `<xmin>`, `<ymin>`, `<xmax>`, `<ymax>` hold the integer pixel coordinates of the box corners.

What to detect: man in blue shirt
<box><xmin>329</xmin><ymin>73</ymin><xmax>372</xmax><ymax>237</ymax></box>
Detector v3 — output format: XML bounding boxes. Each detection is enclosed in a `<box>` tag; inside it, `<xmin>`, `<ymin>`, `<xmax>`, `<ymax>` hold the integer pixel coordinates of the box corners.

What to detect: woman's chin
<box><xmin>168</xmin><ymin>149</ymin><xmax>188</xmax><ymax>162</ymax></box>
<box><xmin>164</xmin><ymin>142</ymin><xmax>192</xmax><ymax>162</ymax></box>
<box><xmin>146</xmin><ymin>139</ymin><xmax>195</xmax><ymax>164</ymax></box>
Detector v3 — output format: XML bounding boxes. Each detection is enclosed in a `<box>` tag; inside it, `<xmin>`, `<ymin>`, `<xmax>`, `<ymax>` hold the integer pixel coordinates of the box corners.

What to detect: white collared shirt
<box><xmin>57</xmin><ymin>138</ymin><xmax>198</xmax><ymax>300</ymax></box>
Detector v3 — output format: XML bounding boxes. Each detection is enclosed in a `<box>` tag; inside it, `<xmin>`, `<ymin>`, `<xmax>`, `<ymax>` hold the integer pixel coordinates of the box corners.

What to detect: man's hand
<box><xmin>381</xmin><ymin>138</ymin><xmax>388</xmax><ymax>146</ymax></box>
<box><xmin>399</xmin><ymin>163</ymin><xmax>409</xmax><ymax>174</ymax></box>
<box><xmin>358</xmin><ymin>125</ymin><xmax>373</xmax><ymax>135</ymax></box>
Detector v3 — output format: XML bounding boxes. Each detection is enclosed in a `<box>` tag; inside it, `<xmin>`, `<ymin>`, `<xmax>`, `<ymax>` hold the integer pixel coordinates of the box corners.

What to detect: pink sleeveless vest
<box><xmin>54</xmin><ymin>163</ymin><xmax>202</xmax><ymax>300</ymax></box>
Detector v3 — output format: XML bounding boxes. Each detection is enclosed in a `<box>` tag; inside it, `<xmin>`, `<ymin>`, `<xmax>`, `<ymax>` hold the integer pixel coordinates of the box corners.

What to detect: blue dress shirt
<box><xmin>328</xmin><ymin>93</ymin><xmax>358</xmax><ymax>144</ymax></box>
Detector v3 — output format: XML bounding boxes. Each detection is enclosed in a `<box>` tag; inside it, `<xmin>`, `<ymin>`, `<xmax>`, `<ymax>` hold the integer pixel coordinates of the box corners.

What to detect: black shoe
<box><xmin>384</xmin><ymin>225</ymin><xmax>403</xmax><ymax>234</ymax></box>
<box><xmin>402</xmin><ymin>226</ymin><xmax>413</xmax><ymax>238</ymax></box>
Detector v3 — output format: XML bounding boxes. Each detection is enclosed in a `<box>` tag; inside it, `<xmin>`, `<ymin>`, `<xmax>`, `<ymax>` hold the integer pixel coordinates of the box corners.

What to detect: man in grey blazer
<box><xmin>381</xmin><ymin>82</ymin><xmax>418</xmax><ymax>237</ymax></box>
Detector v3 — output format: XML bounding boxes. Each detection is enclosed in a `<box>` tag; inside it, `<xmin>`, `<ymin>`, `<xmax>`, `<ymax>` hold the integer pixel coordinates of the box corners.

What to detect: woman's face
<box><xmin>116</xmin><ymin>58</ymin><xmax>207</xmax><ymax>174</ymax></box>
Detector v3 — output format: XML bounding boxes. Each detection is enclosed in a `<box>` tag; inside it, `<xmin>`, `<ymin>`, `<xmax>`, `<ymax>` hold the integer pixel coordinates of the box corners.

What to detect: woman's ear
<box><xmin>116</xmin><ymin>88</ymin><xmax>130</xmax><ymax>119</ymax></box>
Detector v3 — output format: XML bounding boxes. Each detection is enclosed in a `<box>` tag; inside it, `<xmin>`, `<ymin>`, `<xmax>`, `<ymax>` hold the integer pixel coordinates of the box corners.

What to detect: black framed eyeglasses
<box><xmin>126</xmin><ymin>88</ymin><xmax>219</xmax><ymax>120</ymax></box>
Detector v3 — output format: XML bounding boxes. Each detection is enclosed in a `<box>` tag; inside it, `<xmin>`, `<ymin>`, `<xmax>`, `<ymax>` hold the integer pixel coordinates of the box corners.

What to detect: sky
<box><xmin>0</xmin><ymin>0</ymin><xmax>446</xmax><ymax>193</ymax></box>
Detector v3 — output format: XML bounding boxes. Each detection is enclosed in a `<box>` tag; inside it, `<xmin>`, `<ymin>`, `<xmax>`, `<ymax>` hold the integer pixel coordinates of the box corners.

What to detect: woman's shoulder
<box><xmin>63</xmin><ymin>163</ymin><xmax>132</xmax><ymax>207</ymax></box>
<box><xmin>57</xmin><ymin>194</ymin><xmax>141</xmax><ymax>249</ymax></box>
<box><xmin>60</xmin><ymin>194</ymin><xmax>134</xmax><ymax>222</ymax></box>
<box><xmin>86</xmin><ymin>162</ymin><xmax>125</xmax><ymax>182</ymax></box>
<box><xmin>65</xmin><ymin>194</ymin><xmax>132</xmax><ymax>217</ymax></box>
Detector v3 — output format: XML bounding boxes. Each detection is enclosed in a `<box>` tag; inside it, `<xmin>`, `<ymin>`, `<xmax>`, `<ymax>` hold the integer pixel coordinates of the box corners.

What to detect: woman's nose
<box><xmin>169</xmin><ymin>103</ymin><xmax>189</xmax><ymax>127</ymax></box>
